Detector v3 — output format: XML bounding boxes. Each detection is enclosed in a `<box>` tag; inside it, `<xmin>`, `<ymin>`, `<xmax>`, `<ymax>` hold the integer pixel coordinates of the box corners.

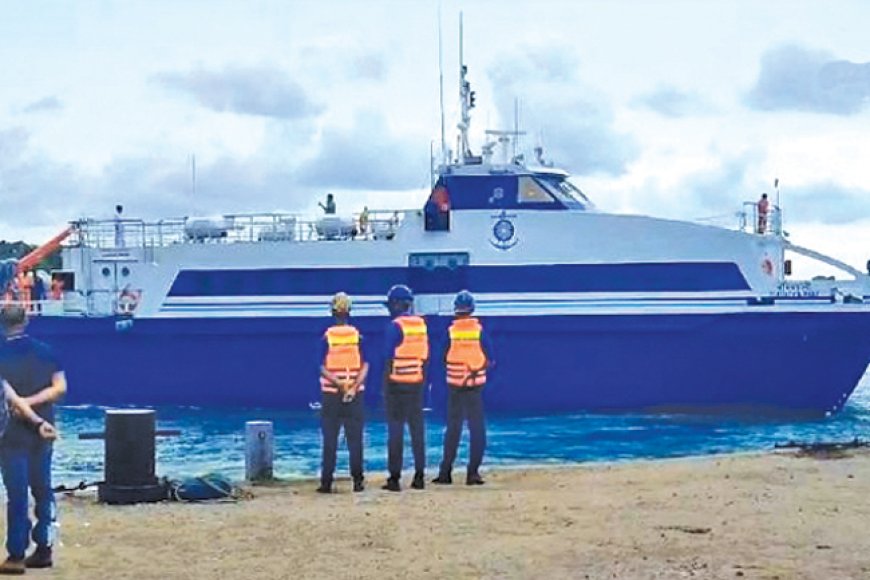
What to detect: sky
<box><xmin>1</xmin><ymin>0</ymin><xmax>869</xmax><ymax>276</ymax></box>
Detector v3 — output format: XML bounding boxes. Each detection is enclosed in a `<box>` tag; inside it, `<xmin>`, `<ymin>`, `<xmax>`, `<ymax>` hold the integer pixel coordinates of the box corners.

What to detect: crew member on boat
<box><xmin>757</xmin><ymin>193</ymin><xmax>769</xmax><ymax>234</ymax></box>
<box><xmin>382</xmin><ymin>284</ymin><xmax>429</xmax><ymax>492</ymax></box>
<box><xmin>433</xmin><ymin>290</ymin><xmax>493</xmax><ymax>486</ymax></box>
<box><xmin>317</xmin><ymin>292</ymin><xmax>368</xmax><ymax>494</ymax></box>
<box><xmin>318</xmin><ymin>193</ymin><xmax>336</xmax><ymax>215</ymax></box>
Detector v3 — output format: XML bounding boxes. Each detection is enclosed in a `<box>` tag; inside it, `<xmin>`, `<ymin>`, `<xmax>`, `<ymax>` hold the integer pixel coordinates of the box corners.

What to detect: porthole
<box><xmin>101</xmin><ymin>267</ymin><xmax>111</xmax><ymax>277</ymax></box>
<box><xmin>121</xmin><ymin>266</ymin><xmax>131</xmax><ymax>277</ymax></box>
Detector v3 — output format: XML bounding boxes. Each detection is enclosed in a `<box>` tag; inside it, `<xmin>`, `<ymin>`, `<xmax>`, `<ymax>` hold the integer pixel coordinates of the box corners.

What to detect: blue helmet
<box><xmin>387</xmin><ymin>284</ymin><xmax>414</xmax><ymax>305</ymax></box>
<box><xmin>453</xmin><ymin>289</ymin><xmax>475</xmax><ymax>314</ymax></box>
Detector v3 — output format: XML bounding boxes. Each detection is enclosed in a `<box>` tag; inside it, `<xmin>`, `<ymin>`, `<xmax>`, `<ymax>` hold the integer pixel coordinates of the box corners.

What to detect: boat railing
<box><xmin>68</xmin><ymin>210</ymin><xmax>412</xmax><ymax>249</ymax></box>
<box><xmin>3</xmin><ymin>289</ymin><xmax>144</xmax><ymax>318</ymax></box>
<box><xmin>737</xmin><ymin>202</ymin><xmax>782</xmax><ymax>236</ymax></box>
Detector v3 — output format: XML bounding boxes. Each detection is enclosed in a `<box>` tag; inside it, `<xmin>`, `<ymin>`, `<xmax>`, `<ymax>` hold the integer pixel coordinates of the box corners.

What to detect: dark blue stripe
<box><xmin>168</xmin><ymin>262</ymin><xmax>750</xmax><ymax>297</ymax></box>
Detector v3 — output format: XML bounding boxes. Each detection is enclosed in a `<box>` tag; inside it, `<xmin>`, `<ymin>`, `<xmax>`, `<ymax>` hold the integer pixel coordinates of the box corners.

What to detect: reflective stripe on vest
<box><xmin>446</xmin><ymin>317</ymin><xmax>487</xmax><ymax>387</ymax></box>
<box><xmin>389</xmin><ymin>315</ymin><xmax>429</xmax><ymax>384</ymax></box>
<box><xmin>321</xmin><ymin>325</ymin><xmax>364</xmax><ymax>393</ymax></box>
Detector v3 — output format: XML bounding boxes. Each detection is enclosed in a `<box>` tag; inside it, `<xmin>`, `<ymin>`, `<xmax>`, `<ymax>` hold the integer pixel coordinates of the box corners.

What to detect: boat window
<box><xmin>518</xmin><ymin>176</ymin><xmax>556</xmax><ymax>204</ymax></box>
<box><xmin>535</xmin><ymin>175</ymin><xmax>592</xmax><ymax>209</ymax></box>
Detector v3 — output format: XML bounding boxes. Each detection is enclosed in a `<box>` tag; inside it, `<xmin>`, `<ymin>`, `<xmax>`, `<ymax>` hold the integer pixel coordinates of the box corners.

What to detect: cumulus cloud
<box><xmin>153</xmin><ymin>65</ymin><xmax>323</xmax><ymax>119</ymax></box>
<box><xmin>21</xmin><ymin>96</ymin><xmax>63</xmax><ymax>114</ymax></box>
<box><xmin>633</xmin><ymin>86</ymin><xmax>712</xmax><ymax>118</ymax></box>
<box><xmin>295</xmin><ymin>111</ymin><xmax>428</xmax><ymax>190</ymax></box>
<box><xmin>777</xmin><ymin>182</ymin><xmax>870</xmax><ymax>225</ymax></box>
<box><xmin>0</xmin><ymin>125</ymin><xmax>324</xmax><ymax>237</ymax></box>
<box><xmin>746</xmin><ymin>45</ymin><xmax>870</xmax><ymax>115</ymax></box>
<box><xmin>486</xmin><ymin>47</ymin><xmax>638</xmax><ymax>176</ymax></box>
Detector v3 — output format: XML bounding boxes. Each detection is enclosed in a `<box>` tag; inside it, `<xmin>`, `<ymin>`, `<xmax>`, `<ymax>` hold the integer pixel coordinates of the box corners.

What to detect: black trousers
<box><xmin>320</xmin><ymin>393</ymin><xmax>364</xmax><ymax>486</ymax></box>
<box><xmin>384</xmin><ymin>382</ymin><xmax>425</xmax><ymax>479</ymax></box>
<box><xmin>439</xmin><ymin>387</ymin><xmax>486</xmax><ymax>476</ymax></box>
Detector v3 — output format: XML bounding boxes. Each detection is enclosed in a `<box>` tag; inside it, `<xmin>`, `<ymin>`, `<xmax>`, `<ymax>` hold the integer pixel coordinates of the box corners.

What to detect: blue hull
<box><xmin>28</xmin><ymin>311</ymin><xmax>870</xmax><ymax>416</ymax></box>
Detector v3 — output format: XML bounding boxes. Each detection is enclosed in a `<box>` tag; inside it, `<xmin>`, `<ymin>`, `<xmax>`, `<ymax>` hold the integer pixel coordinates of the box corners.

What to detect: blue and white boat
<box><xmin>8</xmin><ymin>62</ymin><xmax>870</xmax><ymax>416</ymax></box>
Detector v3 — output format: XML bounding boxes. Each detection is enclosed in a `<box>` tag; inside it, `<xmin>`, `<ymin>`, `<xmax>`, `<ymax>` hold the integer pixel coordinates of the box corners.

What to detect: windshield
<box><xmin>535</xmin><ymin>175</ymin><xmax>593</xmax><ymax>209</ymax></box>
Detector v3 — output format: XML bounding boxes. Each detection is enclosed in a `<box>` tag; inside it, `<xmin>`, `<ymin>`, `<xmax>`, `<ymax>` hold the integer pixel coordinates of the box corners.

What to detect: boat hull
<box><xmin>28</xmin><ymin>310</ymin><xmax>870</xmax><ymax>416</ymax></box>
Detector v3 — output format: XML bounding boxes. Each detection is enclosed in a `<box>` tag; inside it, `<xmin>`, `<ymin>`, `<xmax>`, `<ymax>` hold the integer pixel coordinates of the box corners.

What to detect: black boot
<box><xmin>466</xmin><ymin>473</ymin><xmax>485</xmax><ymax>486</ymax></box>
<box><xmin>432</xmin><ymin>471</ymin><xmax>452</xmax><ymax>485</ymax></box>
<box><xmin>353</xmin><ymin>478</ymin><xmax>365</xmax><ymax>493</ymax></box>
<box><xmin>381</xmin><ymin>477</ymin><xmax>400</xmax><ymax>492</ymax></box>
<box><xmin>25</xmin><ymin>546</ymin><xmax>52</xmax><ymax>569</ymax></box>
<box><xmin>411</xmin><ymin>471</ymin><xmax>425</xmax><ymax>490</ymax></box>
<box><xmin>316</xmin><ymin>482</ymin><xmax>333</xmax><ymax>494</ymax></box>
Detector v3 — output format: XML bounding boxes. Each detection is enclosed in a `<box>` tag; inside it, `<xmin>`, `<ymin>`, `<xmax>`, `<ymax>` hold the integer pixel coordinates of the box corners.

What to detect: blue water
<box><xmin>52</xmin><ymin>372</ymin><xmax>870</xmax><ymax>486</ymax></box>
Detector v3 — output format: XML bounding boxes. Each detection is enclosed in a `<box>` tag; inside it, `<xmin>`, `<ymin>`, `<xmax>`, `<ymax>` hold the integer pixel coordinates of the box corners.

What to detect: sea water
<box><xmin>52</xmin><ymin>372</ymin><xmax>870</xmax><ymax>487</ymax></box>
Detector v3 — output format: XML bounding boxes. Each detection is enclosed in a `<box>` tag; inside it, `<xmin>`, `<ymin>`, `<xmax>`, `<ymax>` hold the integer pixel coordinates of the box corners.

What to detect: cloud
<box><xmin>350</xmin><ymin>53</ymin><xmax>387</xmax><ymax>81</ymax></box>
<box><xmin>746</xmin><ymin>45</ymin><xmax>870</xmax><ymax>115</ymax></box>
<box><xmin>21</xmin><ymin>96</ymin><xmax>63</xmax><ymax>114</ymax></box>
<box><xmin>486</xmin><ymin>47</ymin><xmax>638</xmax><ymax>176</ymax></box>
<box><xmin>0</xmin><ymin>127</ymin><xmax>29</xmax><ymax>161</ymax></box>
<box><xmin>633</xmin><ymin>86</ymin><xmax>712</xmax><ymax>118</ymax></box>
<box><xmin>153</xmin><ymin>65</ymin><xmax>323</xmax><ymax>119</ymax></box>
<box><xmin>295</xmin><ymin>111</ymin><xmax>428</xmax><ymax>191</ymax></box>
<box><xmin>777</xmin><ymin>182</ymin><xmax>870</xmax><ymax>225</ymax></box>
<box><xmin>0</xmin><ymin>126</ymin><xmax>321</xmax><ymax>237</ymax></box>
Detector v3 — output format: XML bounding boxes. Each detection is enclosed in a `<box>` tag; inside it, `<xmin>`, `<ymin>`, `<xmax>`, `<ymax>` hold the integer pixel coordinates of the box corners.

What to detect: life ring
<box><xmin>117</xmin><ymin>289</ymin><xmax>140</xmax><ymax>315</ymax></box>
<box><xmin>761</xmin><ymin>258</ymin><xmax>774</xmax><ymax>276</ymax></box>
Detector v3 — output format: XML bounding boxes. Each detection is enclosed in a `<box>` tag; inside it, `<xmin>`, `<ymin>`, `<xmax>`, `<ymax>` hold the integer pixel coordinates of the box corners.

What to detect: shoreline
<box><xmin>26</xmin><ymin>448</ymin><xmax>870</xmax><ymax>579</ymax></box>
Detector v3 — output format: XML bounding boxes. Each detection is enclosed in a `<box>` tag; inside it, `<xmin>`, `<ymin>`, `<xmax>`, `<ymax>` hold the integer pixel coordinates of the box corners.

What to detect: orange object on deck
<box><xmin>16</xmin><ymin>227</ymin><xmax>73</xmax><ymax>274</ymax></box>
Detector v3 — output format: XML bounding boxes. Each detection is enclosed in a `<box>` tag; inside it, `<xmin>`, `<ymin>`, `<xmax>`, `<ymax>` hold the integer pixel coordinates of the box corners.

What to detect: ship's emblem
<box><xmin>490</xmin><ymin>210</ymin><xmax>518</xmax><ymax>250</ymax></box>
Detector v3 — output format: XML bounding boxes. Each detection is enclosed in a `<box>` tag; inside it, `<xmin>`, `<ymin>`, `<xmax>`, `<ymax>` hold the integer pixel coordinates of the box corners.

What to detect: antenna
<box><xmin>437</xmin><ymin>2</ymin><xmax>446</xmax><ymax>167</ymax></box>
<box><xmin>774</xmin><ymin>177</ymin><xmax>780</xmax><ymax>209</ymax></box>
<box><xmin>458</xmin><ymin>12</ymin><xmax>474</xmax><ymax>163</ymax></box>
<box><xmin>191</xmin><ymin>153</ymin><xmax>196</xmax><ymax>196</ymax></box>
<box><xmin>513</xmin><ymin>97</ymin><xmax>520</xmax><ymax>161</ymax></box>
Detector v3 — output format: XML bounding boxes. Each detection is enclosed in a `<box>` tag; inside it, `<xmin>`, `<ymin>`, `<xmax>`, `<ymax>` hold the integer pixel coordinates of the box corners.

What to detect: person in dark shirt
<box><xmin>381</xmin><ymin>284</ymin><xmax>429</xmax><ymax>492</ymax></box>
<box><xmin>433</xmin><ymin>290</ymin><xmax>494</xmax><ymax>486</ymax></box>
<box><xmin>0</xmin><ymin>305</ymin><xmax>66</xmax><ymax>573</ymax></box>
<box><xmin>318</xmin><ymin>193</ymin><xmax>336</xmax><ymax>215</ymax></box>
<box><xmin>316</xmin><ymin>292</ymin><xmax>369</xmax><ymax>494</ymax></box>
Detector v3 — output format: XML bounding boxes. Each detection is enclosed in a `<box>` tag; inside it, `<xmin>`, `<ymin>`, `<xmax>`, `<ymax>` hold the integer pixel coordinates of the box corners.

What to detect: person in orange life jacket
<box><xmin>0</xmin><ymin>305</ymin><xmax>64</xmax><ymax>574</ymax></box>
<box><xmin>317</xmin><ymin>292</ymin><xmax>369</xmax><ymax>494</ymax></box>
<box><xmin>432</xmin><ymin>290</ymin><xmax>494</xmax><ymax>486</ymax></box>
<box><xmin>381</xmin><ymin>284</ymin><xmax>429</xmax><ymax>492</ymax></box>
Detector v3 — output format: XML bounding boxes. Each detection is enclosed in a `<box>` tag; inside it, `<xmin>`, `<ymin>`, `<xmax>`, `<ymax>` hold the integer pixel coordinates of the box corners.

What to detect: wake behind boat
<box><xmin>3</xmin><ymin>58</ymin><xmax>870</xmax><ymax>416</ymax></box>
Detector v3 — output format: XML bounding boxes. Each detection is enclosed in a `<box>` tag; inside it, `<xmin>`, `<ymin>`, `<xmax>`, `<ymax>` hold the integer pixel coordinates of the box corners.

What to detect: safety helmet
<box><xmin>386</xmin><ymin>284</ymin><xmax>413</xmax><ymax>304</ymax></box>
<box><xmin>331</xmin><ymin>292</ymin><xmax>352</xmax><ymax>314</ymax></box>
<box><xmin>453</xmin><ymin>289</ymin><xmax>475</xmax><ymax>314</ymax></box>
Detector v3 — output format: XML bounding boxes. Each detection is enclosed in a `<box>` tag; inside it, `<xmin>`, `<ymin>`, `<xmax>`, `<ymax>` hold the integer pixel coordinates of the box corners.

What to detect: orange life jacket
<box><xmin>446</xmin><ymin>317</ymin><xmax>487</xmax><ymax>387</ymax></box>
<box><xmin>321</xmin><ymin>324</ymin><xmax>364</xmax><ymax>393</ymax></box>
<box><xmin>389</xmin><ymin>315</ymin><xmax>429</xmax><ymax>384</ymax></box>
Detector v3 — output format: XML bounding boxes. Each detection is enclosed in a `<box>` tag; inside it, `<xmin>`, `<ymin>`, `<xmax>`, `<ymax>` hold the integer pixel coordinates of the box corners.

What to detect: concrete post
<box><xmin>245</xmin><ymin>421</ymin><xmax>274</xmax><ymax>481</ymax></box>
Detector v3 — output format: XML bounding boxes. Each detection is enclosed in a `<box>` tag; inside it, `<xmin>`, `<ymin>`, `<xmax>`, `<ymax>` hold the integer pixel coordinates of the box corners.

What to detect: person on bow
<box><xmin>0</xmin><ymin>304</ymin><xmax>64</xmax><ymax>573</ymax></box>
<box><xmin>317</xmin><ymin>292</ymin><xmax>368</xmax><ymax>494</ymax></box>
<box><xmin>381</xmin><ymin>284</ymin><xmax>429</xmax><ymax>492</ymax></box>
<box><xmin>433</xmin><ymin>290</ymin><xmax>494</xmax><ymax>486</ymax></box>
<box><xmin>757</xmin><ymin>193</ymin><xmax>770</xmax><ymax>234</ymax></box>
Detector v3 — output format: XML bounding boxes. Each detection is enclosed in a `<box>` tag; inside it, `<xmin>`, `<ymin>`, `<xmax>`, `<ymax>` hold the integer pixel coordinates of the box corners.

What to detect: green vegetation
<box><xmin>0</xmin><ymin>240</ymin><xmax>62</xmax><ymax>270</ymax></box>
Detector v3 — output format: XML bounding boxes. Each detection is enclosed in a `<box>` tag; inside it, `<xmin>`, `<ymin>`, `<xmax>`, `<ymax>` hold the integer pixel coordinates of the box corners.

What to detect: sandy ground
<box><xmin>10</xmin><ymin>449</ymin><xmax>870</xmax><ymax>579</ymax></box>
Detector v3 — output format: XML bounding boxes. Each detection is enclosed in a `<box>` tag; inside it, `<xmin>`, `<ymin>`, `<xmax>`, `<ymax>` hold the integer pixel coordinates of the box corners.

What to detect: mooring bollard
<box><xmin>245</xmin><ymin>420</ymin><xmax>274</xmax><ymax>481</ymax></box>
<box><xmin>78</xmin><ymin>409</ymin><xmax>179</xmax><ymax>504</ymax></box>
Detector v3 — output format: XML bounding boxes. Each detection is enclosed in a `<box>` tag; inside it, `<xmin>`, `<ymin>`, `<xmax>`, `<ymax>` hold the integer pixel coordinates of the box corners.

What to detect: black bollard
<box><xmin>97</xmin><ymin>409</ymin><xmax>169</xmax><ymax>504</ymax></box>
